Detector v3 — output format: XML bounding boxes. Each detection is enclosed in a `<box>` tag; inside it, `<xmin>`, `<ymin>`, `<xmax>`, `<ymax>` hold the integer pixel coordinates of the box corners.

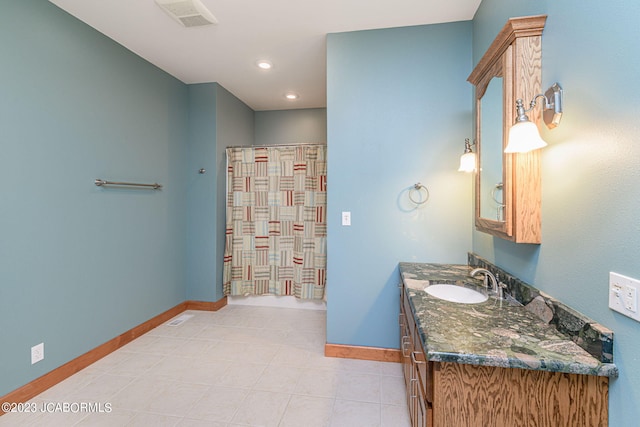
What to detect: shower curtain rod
<box><xmin>226</xmin><ymin>143</ymin><xmax>326</xmax><ymax>149</ymax></box>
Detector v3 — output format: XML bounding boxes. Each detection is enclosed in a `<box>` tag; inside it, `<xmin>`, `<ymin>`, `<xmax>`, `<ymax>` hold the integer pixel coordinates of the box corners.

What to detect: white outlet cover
<box><xmin>31</xmin><ymin>342</ymin><xmax>44</xmax><ymax>364</ymax></box>
<box><xmin>609</xmin><ymin>272</ymin><xmax>640</xmax><ymax>322</ymax></box>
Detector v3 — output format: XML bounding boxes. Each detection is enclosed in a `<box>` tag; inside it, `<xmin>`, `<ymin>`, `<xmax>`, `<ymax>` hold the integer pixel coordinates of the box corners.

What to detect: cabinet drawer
<box><xmin>403</xmin><ymin>290</ymin><xmax>416</xmax><ymax>339</ymax></box>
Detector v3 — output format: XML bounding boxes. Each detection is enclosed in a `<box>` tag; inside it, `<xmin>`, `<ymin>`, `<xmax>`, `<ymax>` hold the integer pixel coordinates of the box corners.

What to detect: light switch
<box><xmin>341</xmin><ymin>211</ymin><xmax>351</xmax><ymax>226</ymax></box>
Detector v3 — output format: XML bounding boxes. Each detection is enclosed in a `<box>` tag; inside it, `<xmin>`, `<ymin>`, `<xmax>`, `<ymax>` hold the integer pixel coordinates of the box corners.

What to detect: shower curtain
<box><xmin>222</xmin><ymin>144</ymin><xmax>327</xmax><ymax>300</ymax></box>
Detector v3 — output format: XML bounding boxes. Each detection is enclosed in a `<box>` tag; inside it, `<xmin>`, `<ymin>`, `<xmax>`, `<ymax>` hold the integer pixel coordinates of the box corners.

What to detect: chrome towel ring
<box><xmin>490</xmin><ymin>182</ymin><xmax>504</xmax><ymax>205</ymax></box>
<box><xmin>409</xmin><ymin>183</ymin><xmax>429</xmax><ymax>205</ymax></box>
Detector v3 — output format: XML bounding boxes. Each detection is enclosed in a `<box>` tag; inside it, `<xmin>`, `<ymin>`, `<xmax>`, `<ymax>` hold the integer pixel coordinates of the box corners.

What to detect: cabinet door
<box><xmin>467</xmin><ymin>15</ymin><xmax>546</xmax><ymax>243</ymax></box>
<box><xmin>400</xmin><ymin>316</ymin><xmax>412</xmax><ymax>397</ymax></box>
<box><xmin>399</xmin><ymin>284</ymin><xmax>412</xmax><ymax>408</ymax></box>
<box><xmin>414</xmin><ymin>381</ymin><xmax>428</xmax><ymax>427</ymax></box>
<box><xmin>411</xmin><ymin>351</ymin><xmax>430</xmax><ymax>427</ymax></box>
<box><xmin>412</xmin><ymin>331</ymin><xmax>432</xmax><ymax>405</ymax></box>
<box><xmin>401</xmin><ymin>282</ymin><xmax>431</xmax><ymax>427</ymax></box>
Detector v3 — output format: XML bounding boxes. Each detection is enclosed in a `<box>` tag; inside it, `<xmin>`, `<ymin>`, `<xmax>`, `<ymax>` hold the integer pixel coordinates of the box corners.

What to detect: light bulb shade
<box><xmin>458</xmin><ymin>152</ymin><xmax>476</xmax><ymax>172</ymax></box>
<box><xmin>505</xmin><ymin>121</ymin><xmax>548</xmax><ymax>153</ymax></box>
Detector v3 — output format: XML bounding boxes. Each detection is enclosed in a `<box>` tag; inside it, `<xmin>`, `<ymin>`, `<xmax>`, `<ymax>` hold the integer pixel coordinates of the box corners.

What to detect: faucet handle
<box><xmin>497</xmin><ymin>282</ymin><xmax>508</xmax><ymax>299</ymax></box>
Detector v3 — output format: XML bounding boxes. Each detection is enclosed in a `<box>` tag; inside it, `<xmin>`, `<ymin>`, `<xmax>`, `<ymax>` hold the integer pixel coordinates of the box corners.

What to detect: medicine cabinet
<box><xmin>467</xmin><ymin>15</ymin><xmax>546</xmax><ymax>244</ymax></box>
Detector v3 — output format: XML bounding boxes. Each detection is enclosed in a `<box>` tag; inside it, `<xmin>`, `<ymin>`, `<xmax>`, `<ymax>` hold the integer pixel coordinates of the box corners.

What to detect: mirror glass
<box><xmin>479</xmin><ymin>76</ymin><xmax>504</xmax><ymax>221</ymax></box>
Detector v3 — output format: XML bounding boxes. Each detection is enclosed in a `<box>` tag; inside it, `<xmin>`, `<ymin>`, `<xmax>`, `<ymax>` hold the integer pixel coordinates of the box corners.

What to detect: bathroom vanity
<box><xmin>399</xmin><ymin>261</ymin><xmax>617</xmax><ymax>427</ymax></box>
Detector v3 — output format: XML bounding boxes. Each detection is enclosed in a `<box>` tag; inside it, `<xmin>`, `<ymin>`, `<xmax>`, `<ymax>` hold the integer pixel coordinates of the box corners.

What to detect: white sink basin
<box><xmin>425</xmin><ymin>284</ymin><xmax>488</xmax><ymax>304</ymax></box>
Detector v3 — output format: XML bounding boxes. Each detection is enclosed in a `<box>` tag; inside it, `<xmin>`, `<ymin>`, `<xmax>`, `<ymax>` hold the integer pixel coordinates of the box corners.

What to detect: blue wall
<box><xmin>254</xmin><ymin>108</ymin><xmax>327</xmax><ymax>146</ymax></box>
<box><xmin>213</xmin><ymin>86</ymin><xmax>254</xmax><ymax>301</ymax></box>
<box><xmin>185</xmin><ymin>84</ymin><xmax>254</xmax><ymax>303</ymax></box>
<box><xmin>472</xmin><ymin>1</ymin><xmax>640</xmax><ymax>424</ymax></box>
<box><xmin>186</xmin><ymin>84</ymin><xmax>218</xmax><ymax>302</ymax></box>
<box><xmin>0</xmin><ymin>1</ymin><xmax>189</xmax><ymax>396</ymax></box>
<box><xmin>326</xmin><ymin>22</ymin><xmax>473</xmax><ymax>348</ymax></box>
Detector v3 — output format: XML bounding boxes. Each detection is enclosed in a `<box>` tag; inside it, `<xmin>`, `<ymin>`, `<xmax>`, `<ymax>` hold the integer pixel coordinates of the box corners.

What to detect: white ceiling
<box><xmin>48</xmin><ymin>0</ymin><xmax>480</xmax><ymax>111</ymax></box>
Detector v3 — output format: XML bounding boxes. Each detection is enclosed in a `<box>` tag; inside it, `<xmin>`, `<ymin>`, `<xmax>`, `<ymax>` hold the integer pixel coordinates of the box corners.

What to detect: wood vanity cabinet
<box><xmin>400</xmin><ymin>282</ymin><xmax>609</xmax><ymax>427</ymax></box>
<box><xmin>431</xmin><ymin>362</ymin><xmax>609</xmax><ymax>426</ymax></box>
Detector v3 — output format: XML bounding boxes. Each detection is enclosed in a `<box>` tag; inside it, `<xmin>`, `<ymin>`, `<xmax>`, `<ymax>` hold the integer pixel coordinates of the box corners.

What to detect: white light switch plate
<box><xmin>341</xmin><ymin>211</ymin><xmax>351</xmax><ymax>226</ymax></box>
<box><xmin>609</xmin><ymin>272</ymin><xmax>640</xmax><ymax>322</ymax></box>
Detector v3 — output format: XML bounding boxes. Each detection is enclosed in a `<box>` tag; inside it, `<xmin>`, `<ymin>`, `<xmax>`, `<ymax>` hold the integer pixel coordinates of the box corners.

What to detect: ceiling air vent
<box><xmin>155</xmin><ymin>0</ymin><xmax>218</xmax><ymax>27</ymax></box>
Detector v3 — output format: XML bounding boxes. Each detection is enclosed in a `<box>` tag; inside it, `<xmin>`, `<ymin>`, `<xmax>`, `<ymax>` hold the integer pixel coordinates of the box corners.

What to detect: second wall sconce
<box><xmin>505</xmin><ymin>83</ymin><xmax>563</xmax><ymax>153</ymax></box>
<box><xmin>458</xmin><ymin>138</ymin><xmax>476</xmax><ymax>173</ymax></box>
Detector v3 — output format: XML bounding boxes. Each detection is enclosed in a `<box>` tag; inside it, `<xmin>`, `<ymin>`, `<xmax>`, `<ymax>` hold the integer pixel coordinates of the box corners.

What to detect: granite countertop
<box><xmin>400</xmin><ymin>262</ymin><xmax>618</xmax><ymax>377</ymax></box>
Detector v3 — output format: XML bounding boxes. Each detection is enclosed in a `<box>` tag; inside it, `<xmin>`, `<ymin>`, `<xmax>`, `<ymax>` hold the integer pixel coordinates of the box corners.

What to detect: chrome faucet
<box><xmin>470</xmin><ymin>268</ymin><xmax>506</xmax><ymax>299</ymax></box>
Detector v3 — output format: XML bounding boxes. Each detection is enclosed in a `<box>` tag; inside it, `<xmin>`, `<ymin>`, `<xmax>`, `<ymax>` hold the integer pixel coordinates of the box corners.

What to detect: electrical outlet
<box><xmin>31</xmin><ymin>343</ymin><xmax>44</xmax><ymax>364</ymax></box>
<box><xmin>625</xmin><ymin>285</ymin><xmax>637</xmax><ymax>312</ymax></box>
<box><xmin>609</xmin><ymin>272</ymin><xmax>640</xmax><ymax>322</ymax></box>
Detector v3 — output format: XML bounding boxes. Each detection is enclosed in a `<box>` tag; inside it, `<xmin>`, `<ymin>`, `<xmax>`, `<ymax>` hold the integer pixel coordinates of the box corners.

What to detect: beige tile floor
<box><xmin>1</xmin><ymin>305</ymin><xmax>411</xmax><ymax>427</ymax></box>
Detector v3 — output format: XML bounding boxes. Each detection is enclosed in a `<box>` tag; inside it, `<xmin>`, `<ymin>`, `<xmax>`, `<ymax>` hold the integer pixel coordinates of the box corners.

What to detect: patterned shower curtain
<box><xmin>222</xmin><ymin>144</ymin><xmax>327</xmax><ymax>300</ymax></box>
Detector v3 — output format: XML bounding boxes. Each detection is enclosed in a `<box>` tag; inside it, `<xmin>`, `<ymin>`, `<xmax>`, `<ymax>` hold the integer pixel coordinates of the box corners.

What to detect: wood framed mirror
<box><xmin>468</xmin><ymin>15</ymin><xmax>546</xmax><ymax>244</ymax></box>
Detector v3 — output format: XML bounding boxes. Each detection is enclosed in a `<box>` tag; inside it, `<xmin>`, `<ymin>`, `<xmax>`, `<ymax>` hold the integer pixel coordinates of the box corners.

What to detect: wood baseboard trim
<box><xmin>0</xmin><ymin>298</ymin><xmax>227</xmax><ymax>415</ymax></box>
<box><xmin>324</xmin><ymin>343</ymin><xmax>402</xmax><ymax>363</ymax></box>
<box><xmin>185</xmin><ymin>297</ymin><xmax>227</xmax><ymax>311</ymax></box>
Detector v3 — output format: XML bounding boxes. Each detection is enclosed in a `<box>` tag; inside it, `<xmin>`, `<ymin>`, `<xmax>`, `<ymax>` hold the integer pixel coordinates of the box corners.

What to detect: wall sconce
<box><xmin>504</xmin><ymin>83</ymin><xmax>563</xmax><ymax>153</ymax></box>
<box><xmin>458</xmin><ymin>138</ymin><xmax>476</xmax><ymax>172</ymax></box>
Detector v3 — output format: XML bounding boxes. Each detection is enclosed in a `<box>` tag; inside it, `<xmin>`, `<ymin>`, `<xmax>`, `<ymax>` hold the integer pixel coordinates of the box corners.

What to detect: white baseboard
<box><xmin>227</xmin><ymin>295</ymin><xmax>326</xmax><ymax>311</ymax></box>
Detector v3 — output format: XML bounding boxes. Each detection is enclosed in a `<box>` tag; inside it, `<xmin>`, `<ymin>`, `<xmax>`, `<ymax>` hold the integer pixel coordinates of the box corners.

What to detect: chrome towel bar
<box><xmin>95</xmin><ymin>179</ymin><xmax>162</xmax><ymax>190</ymax></box>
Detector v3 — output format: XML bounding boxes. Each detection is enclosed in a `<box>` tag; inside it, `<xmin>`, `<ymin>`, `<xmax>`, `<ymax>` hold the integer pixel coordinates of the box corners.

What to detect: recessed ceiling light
<box><xmin>256</xmin><ymin>60</ymin><xmax>272</xmax><ymax>70</ymax></box>
<box><xmin>285</xmin><ymin>92</ymin><xmax>299</xmax><ymax>100</ymax></box>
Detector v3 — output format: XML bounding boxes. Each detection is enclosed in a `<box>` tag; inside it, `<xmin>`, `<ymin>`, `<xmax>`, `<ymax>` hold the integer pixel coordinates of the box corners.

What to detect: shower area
<box><xmin>222</xmin><ymin>144</ymin><xmax>327</xmax><ymax>306</ymax></box>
